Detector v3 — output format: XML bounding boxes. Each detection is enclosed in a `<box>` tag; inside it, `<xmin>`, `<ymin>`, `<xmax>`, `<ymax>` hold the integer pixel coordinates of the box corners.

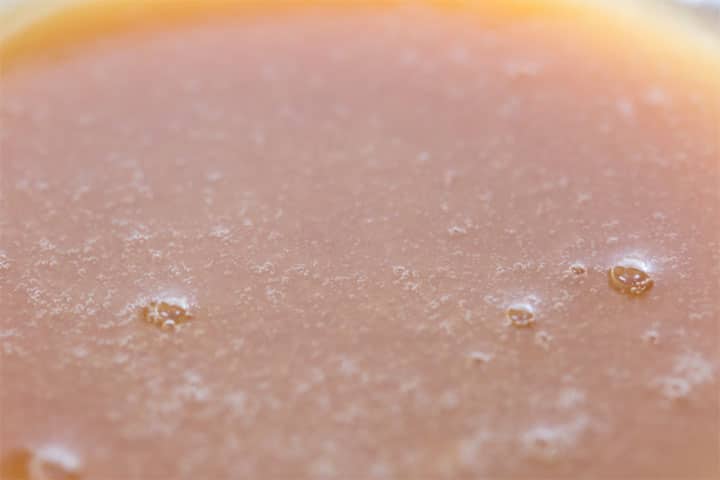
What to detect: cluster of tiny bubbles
<box><xmin>498</xmin><ymin>255</ymin><xmax>656</xmax><ymax>340</ymax></box>
<box><xmin>608</xmin><ymin>257</ymin><xmax>654</xmax><ymax>296</ymax></box>
<box><xmin>0</xmin><ymin>445</ymin><xmax>82</xmax><ymax>480</ymax></box>
<box><xmin>653</xmin><ymin>352</ymin><xmax>714</xmax><ymax>401</ymax></box>
<box><xmin>137</xmin><ymin>294</ymin><xmax>194</xmax><ymax>331</ymax></box>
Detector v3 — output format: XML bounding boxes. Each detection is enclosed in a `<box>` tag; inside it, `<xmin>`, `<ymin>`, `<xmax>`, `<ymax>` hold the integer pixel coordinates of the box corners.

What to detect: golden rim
<box><xmin>0</xmin><ymin>0</ymin><xmax>719</xmax><ymax>78</ymax></box>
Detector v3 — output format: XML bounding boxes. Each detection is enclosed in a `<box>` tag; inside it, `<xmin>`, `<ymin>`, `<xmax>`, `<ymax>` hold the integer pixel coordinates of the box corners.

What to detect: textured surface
<box><xmin>1</xmin><ymin>2</ymin><xmax>719</xmax><ymax>480</ymax></box>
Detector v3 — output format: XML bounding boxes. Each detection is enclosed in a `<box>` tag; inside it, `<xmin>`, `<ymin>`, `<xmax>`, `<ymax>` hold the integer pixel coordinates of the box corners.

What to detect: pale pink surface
<box><xmin>1</xmin><ymin>6</ymin><xmax>718</xmax><ymax>478</ymax></box>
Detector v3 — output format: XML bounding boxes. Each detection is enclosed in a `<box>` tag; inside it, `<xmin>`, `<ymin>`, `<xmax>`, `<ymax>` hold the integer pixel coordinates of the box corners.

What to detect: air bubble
<box><xmin>161</xmin><ymin>319</ymin><xmax>176</xmax><ymax>331</ymax></box>
<box><xmin>447</xmin><ymin>225</ymin><xmax>467</xmax><ymax>237</ymax></box>
<box><xmin>641</xmin><ymin>329</ymin><xmax>660</xmax><ymax>344</ymax></box>
<box><xmin>467</xmin><ymin>351</ymin><xmax>494</xmax><ymax>365</ymax></box>
<box><xmin>658</xmin><ymin>377</ymin><xmax>691</xmax><ymax>400</ymax></box>
<box><xmin>520</xmin><ymin>417</ymin><xmax>587</xmax><ymax>464</ymax></box>
<box><xmin>140</xmin><ymin>296</ymin><xmax>192</xmax><ymax>329</ymax></box>
<box><xmin>608</xmin><ymin>258</ymin><xmax>654</xmax><ymax>296</ymax></box>
<box><xmin>1</xmin><ymin>446</ymin><xmax>82</xmax><ymax>480</ymax></box>
<box><xmin>569</xmin><ymin>263</ymin><xmax>587</xmax><ymax>276</ymax></box>
<box><xmin>506</xmin><ymin>303</ymin><xmax>535</xmax><ymax>328</ymax></box>
<box><xmin>521</xmin><ymin>427</ymin><xmax>561</xmax><ymax>463</ymax></box>
<box><xmin>534</xmin><ymin>330</ymin><xmax>553</xmax><ymax>350</ymax></box>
